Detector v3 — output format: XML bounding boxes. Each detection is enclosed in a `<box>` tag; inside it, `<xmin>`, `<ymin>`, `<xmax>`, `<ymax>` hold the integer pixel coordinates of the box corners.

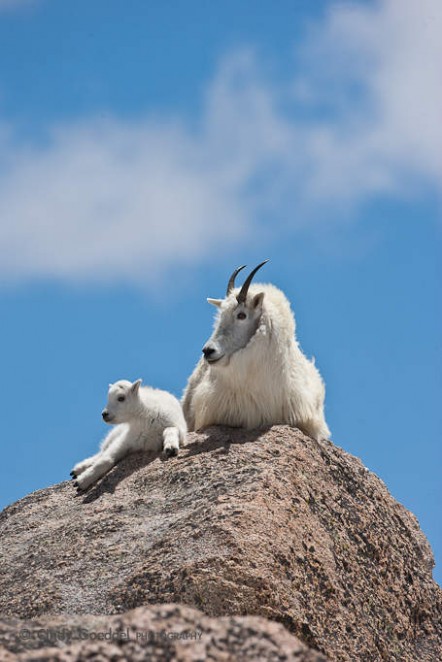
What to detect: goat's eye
<box><xmin>117</xmin><ymin>395</ymin><xmax>125</xmax><ymax>402</ymax></box>
<box><xmin>237</xmin><ymin>312</ymin><xmax>247</xmax><ymax>320</ymax></box>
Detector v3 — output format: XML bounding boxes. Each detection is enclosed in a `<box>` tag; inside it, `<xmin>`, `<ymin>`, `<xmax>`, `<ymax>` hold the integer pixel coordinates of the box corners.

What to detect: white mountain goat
<box><xmin>71</xmin><ymin>379</ymin><xmax>187</xmax><ymax>492</ymax></box>
<box><xmin>182</xmin><ymin>261</ymin><xmax>330</xmax><ymax>441</ymax></box>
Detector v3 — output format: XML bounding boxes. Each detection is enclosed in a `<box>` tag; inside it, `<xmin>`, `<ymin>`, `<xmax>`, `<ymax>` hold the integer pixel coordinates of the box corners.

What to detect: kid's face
<box><xmin>101</xmin><ymin>380</ymin><xmax>141</xmax><ymax>424</ymax></box>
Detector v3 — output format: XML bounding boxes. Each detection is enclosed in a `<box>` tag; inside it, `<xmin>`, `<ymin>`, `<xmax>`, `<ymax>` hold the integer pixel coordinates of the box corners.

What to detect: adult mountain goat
<box><xmin>182</xmin><ymin>261</ymin><xmax>330</xmax><ymax>441</ymax></box>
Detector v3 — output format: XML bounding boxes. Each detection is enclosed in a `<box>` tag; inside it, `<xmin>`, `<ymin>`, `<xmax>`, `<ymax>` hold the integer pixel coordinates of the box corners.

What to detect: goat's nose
<box><xmin>102</xmin><ymin>409</ymin><xmax>109</xmax><ymax>420</ymax></box>
<box><xmin>202</xmin><ymin>345</ymin><xmax>216</xmax><ymax>359</ymax></box>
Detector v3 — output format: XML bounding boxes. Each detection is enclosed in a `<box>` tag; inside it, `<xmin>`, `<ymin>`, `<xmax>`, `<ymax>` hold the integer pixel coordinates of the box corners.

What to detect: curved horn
<box><xmin>226</xmin><ymin>265</ymin><xmax>247</xmax><ymax>296</ymax></box>
<box><xmin>236</xmin><ymin>260</ymin><xmax>269</xmax><ymax>304</ymax></box>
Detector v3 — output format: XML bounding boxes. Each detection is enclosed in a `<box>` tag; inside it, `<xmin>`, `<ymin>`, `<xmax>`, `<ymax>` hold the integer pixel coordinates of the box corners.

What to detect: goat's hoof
<box><xmin>164</xmin><ymin>447</ymin><xmax>178</xmax><ymax>458</ymax></box>
<box><xmin>70</xmin><ymin>471</ymin><xmax>76</xmax><ymax>478</ymax></box>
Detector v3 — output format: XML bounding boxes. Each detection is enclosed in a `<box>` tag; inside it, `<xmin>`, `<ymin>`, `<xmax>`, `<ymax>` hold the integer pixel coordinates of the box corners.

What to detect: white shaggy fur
<box><xmin>182</xmin><ymin>282</ymin><xmax>330</xmax><ymax>441</ymax></box>
<box><xmin>71</xmin><ymin>379</ymin><xmax>187</xmax><ymax>491</ymax></box>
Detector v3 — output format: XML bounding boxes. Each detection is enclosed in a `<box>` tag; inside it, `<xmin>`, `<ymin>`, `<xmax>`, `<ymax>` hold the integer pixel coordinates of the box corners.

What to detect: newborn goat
<box><xmin>71</xmin><ymin>379</ymin><xmax>186</xmax><ymax>492</ymax></box>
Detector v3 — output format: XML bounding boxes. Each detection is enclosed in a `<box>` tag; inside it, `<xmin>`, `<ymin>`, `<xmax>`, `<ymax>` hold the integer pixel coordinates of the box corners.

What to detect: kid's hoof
<box><xmin>164</xmin><ymin>447</ymin><xmax>178</xmax><ymax>458</ymax></box>
<box><xmin>70</xmin><ymin>471</ymin><xmax>76</xmax><ymax>478</ymax></box>
<box><xmin>73</xmin><ymin>481</ymin><xmax>78</xmax><ymax>488</ymax></box>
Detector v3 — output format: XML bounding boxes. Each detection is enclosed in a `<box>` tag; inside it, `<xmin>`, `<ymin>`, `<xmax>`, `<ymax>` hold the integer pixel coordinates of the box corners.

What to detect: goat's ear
<box><xmin>207</xmin><ymin>298</ymin><xmax>223</xmax><ymax>307</ymax></box>
<box><xmin>252</xmin><ymin>292</ymin><xmax>265</xmax><ymax>309</ymax></box>
<box><xmin>131</xmin><ymin>379</ymin><xmax>142</xmax><ymax>395</ymax></box>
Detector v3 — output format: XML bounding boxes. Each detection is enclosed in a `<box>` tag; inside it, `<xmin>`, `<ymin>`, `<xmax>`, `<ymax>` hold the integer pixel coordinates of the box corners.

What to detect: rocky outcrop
<box><xmin>0</xmin><ymin>604</ymin><xmax>325</xmax><ymax>661</ymax></box>
<box><xmin>0</xmin><ymin>426</ymin><xmax>441</xmax><ymax>661</ymax></box>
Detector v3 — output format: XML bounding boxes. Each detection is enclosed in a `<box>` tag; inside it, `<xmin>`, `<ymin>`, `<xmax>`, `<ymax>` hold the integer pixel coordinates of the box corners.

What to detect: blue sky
<box><xmin>0</xmin><ymin>0</ymin><xmax>441</xmax><ymax>584</ymax></box>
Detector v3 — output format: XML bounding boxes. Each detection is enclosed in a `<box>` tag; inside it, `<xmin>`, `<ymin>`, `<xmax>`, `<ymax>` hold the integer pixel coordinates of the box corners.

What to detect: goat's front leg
<box><xmin>70</xmin><ymin>425</ymin><xmax>125</xmax><ymax>479</ymax></box>
<box><xmin>70</xmin><ymin>453</ymin><xmax>101</xmax><ymax>477</ymax></box>
<box><xmin>73</xmin><ymin>430</ymin><xmax>130</xmax><ymax>492</ymax></box>
<box><xmin>162</xmin><ymin>426</ymin><xmax>180</xmax><ymax>458</ymax></box>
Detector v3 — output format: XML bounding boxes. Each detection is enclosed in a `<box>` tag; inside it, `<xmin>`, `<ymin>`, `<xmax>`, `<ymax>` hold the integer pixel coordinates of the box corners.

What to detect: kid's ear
<box><xmin>207</xmin><ymin>298</ymin><xmax>223</xmax><ymax>307</ymax></box>
<box><xmin>252</xmin><ymin>292</ymin><xmax>265</xmax><ymax>309</ymax></box>
<box><xmin>131</xmin><ymin>379</ymin><xmax>142</xmax><ymax>395</ymax></box>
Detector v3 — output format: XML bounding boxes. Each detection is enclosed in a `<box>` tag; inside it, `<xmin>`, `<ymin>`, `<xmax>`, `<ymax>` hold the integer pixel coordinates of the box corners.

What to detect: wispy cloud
<box><xmin>293</xmin><ymin>0</ymin><xmax>442</xmax><ymax>206</ymax></box>
<box><xmin>0</xmin><ymin>118</ymin><xmax>252</xmax><ymax>283</ymax></box>
<box><xmin>0</xmin><ymin>0</ymin><xmax>440</xmax><ymax>285</ymax></box>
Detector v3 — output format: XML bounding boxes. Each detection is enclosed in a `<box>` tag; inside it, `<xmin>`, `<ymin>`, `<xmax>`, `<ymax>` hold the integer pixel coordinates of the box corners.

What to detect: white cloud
<box><xmin>294</xmin><ymin>0</ymin><xmax>442</xmax><ymax>205</ymax></box>
<box><xmin>0</xmin><ymin>54</ymin><xmax>288</xmax><ymax>285</ymax></box>
<box><xmin>0</xmin><ymin>118</ymin><xmax>251</xmax><ymax>283</ymax></box>
<box><xmin>0</xmin><ymin>0</ymin><xmax>440</xmax><ymax>285</ymax></box>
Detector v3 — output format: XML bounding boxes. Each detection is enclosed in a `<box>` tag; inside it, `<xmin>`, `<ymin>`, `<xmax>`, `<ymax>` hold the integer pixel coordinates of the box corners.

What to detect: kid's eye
<box><xmin>237</xmin><ymin>312</ymin><xmax>247</xmax><ymax>320</ymax></box>
<box><xmin>117</xmin><ymin>395</ymin><xmax>125</xmax><ymax>402</ymax></box>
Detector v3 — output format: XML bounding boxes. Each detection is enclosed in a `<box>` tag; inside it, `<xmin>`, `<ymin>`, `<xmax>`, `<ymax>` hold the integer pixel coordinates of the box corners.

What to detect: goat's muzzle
<box><xmin>202</xmin><ymin>345</ymin><xmax>222</xmax><ymax>364</ymax></box>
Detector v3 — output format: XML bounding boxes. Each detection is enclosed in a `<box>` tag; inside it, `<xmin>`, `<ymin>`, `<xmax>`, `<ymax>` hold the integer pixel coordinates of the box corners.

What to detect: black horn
<box><xmin>236</xmin><ymin>260</ymin><xmax>269</xmax><ymax>304</ymax></box>
<box><xmin>226</xmin><ymin>265</ymin><xmax>247</xmax><ymax>296</ymax></box>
